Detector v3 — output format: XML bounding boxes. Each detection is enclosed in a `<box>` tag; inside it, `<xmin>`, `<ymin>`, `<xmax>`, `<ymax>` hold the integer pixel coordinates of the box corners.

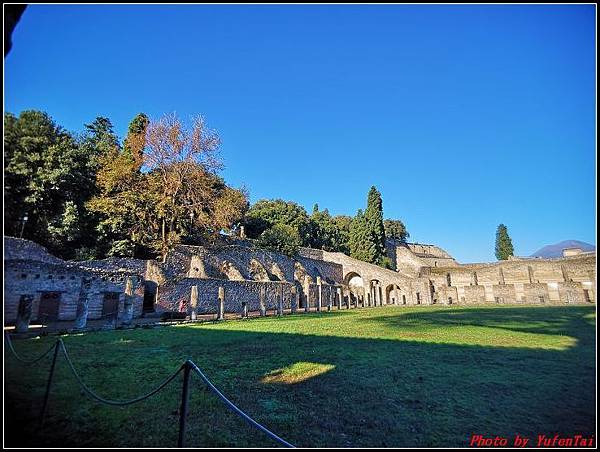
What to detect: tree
<box><xmin>332</xmin><ymin>215</ymin><xmax>352</xmax><ymax>254</ymax></box>
<box><xmin>308</xmin><ymin>206</ymin><xmax>343</xmax><ymax>251</ymax></box>
<box><xmin>349</xmin><ymin>209</ymin><xmax>375</xmax><ymax>262</ymax></box>
<box><xmin>4</xmin><ymin>111</ymin><xmax>105</xmax><ymax>258</ymax></box>
<box><xmin>364</xmin><ymin>186</ymin><xmax>387</xmax><ymax>265</ymax></box>
<box><xmin>86</xmin><ymin>114</ymin><xmax>150</xmax><ymax>257</ymax></box>
<box><xmin>243</xmin><ymin>199</ymin><xmax>311</xmax><ymax>244</ymax></box>
<box><xmin>256</xmin><ymin>223</ymin><xmax>301</xmax><ymax>256</ymax></box>
<box><xmin>384</xmin><ymin>219</ymin><xmax>409</xmax><ymax>243</ymax></box>
<box><xmin>495</xmin><ymin>224</ymin><xmax>514</xmax><ymax>260</ymax></box>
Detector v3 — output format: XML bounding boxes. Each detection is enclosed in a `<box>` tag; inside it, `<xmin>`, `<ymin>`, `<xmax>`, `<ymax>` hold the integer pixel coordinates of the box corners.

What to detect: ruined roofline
<box><xmin>457</xmin><ymin>252</ymin><xmax>596</xmax><ymax>267</ymax></box>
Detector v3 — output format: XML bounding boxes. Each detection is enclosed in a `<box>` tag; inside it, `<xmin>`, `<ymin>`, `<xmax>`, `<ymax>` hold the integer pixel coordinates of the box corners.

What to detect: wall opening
<box><xmin>143</xmin><ymin>281</ymin><xmax>157</xmax><ymax>313</ymax></box>
<box><xmin>38</xmin><ymin>291</ymin><xmax>61</xmax><ymax>321</ymax></box>
<box><xmin>102</xmin><ymin>292</ymin><xmax>120</xmax><ymax>319</ymax></box>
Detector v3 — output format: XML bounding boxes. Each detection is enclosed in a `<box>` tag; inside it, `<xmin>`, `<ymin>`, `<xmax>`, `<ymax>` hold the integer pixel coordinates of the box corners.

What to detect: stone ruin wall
<box><xmin>4</xmin><ymin>235</ymin><xmax>597</xmax><ymax>329</ymax></box>
<box><xmin>428</xmin><ymin>254</ymin><xmax>596</xmax><ymax>305</ymax></box>
<box><xmin>152</xmin><ymin>245</ymin><xmax>345</xmax><ymax>315</ymax></box>
<box><xmin>4</xmin><ymin>259</ymin><xmax>144</xmax><ymax>323</ymax></box>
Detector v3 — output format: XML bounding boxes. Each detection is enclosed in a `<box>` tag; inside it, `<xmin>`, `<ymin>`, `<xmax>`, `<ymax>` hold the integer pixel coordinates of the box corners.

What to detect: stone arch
<box><xmin>385</xmin><ymin>284</ymin><xmax>401</xmax><ymax>304</ymax></box>
<box><xmin>248</xmin><ymin>258</ymin><xmax>270</xmax><ymax>281</ymax></box>
<box><xmin>220</xmin><ymin>261</ymin><xmax>245</xmax><ymax>281</ymax></box>
<box><xmin>188</xmin><ymin>255</ymin><xmax>207</xmax><ymax>278</ymax></box>
<box><xmin>344</xmin><ymin>272</ymin><xmax>364</xmax><ymax>297</ymax></box>
<box><xmin>269</xmin><ymin>263</ymin><xmax>286</xmax><ymax>282</ymax></box>
<box><xmin>294</xmin><ymin>261</ymin><xmax>308</xmax><ymax>283</ymax></box>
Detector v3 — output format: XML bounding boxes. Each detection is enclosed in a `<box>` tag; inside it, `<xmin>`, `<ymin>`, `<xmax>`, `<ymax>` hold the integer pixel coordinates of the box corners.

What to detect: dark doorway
<box><xmin>38</xmin><ymin>292</ymin><xmax>61</xmax><ymax>321</ymax></box>
<box><xmin>143</xmin><ymin>281</ymin><xmax>158</xmax><ymax>313</ymax></box>
<box><xmin>102</xmin><ymin>292</ymin><xmax>120</xmax><ymax>319</ymax></box>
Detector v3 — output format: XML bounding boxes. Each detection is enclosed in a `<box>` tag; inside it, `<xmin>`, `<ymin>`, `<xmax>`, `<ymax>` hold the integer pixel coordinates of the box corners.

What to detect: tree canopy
<box><xmin>5</xmin><ymin>110</ymin><xmax>410</xmax><ymax>269</ymax></box>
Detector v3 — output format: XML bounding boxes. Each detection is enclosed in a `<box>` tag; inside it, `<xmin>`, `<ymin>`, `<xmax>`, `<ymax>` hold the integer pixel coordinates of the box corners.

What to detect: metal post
<box><xmin>40</xmin><ymin>340</ymin><xmax>61</xmax><ymax>428</ymax></box>
<box><xmin>178</xmin><ymin>361</ymin><xmax>192</xmax><ymax>448</ymax></box>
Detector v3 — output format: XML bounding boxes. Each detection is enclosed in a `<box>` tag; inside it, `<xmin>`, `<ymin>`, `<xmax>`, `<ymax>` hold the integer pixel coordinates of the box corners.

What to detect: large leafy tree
<box><xmin>142</xmin><ymin>113</ymin><xmax>248</xmax><ymax>259</ymax></box>
<box><xmin>243</xmin><ymin>199</ymin><xmax>311</xmax><ymax>245</ymax></box>
<box><xmin>256</xmin><ymin>223</ymin><xmax>301</xmax><ymax>257</ymax></box>
<box><xmin>384</xmin><ymin>218</ymin><xmax>409</xmax><ymax>243</ymax></box>
<box><xmin>307</xmin><ymin>204</ymin><xmax>345</xmax><ymax>251</ymax></box>
<box><xmin>4</xmin><ymin>111</ymin><xmax>104</xmax><ymax>258</ymax></box>
<box><xmin>495</xmin><ymin>224</ymin><xmax>514</xmax><ymax>260</ymax></box>
<box><xmin>348</xmin><ymin>209</ymin><xmax>374</xmax><ymax>262</ymax></box>
<box><xmin>90</xmin><ymin>112</ymin><xmax>248</xmax><ymax>260</ymax></box>
<box><xmin>87</xmin><ymin>113</ymin><xmax>151</xmax><ymax>257</ymax></box>
<box><xmin>332</xmin><ymin>214</ymin><xmax>352</xmax><ymax>254</ymax></box>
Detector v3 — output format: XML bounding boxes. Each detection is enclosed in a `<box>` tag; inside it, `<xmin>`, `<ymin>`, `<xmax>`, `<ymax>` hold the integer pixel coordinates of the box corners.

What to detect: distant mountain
<box><xmin>531</xmin><ymin>240</ymin><xmax>595</xmax><ymax>258</ymax></box>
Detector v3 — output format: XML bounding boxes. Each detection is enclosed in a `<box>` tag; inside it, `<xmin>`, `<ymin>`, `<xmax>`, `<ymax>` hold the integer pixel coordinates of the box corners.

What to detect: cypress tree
<box><xmin>364</xmin><ymin>186</ymin><xmax>386</xmax><ymax>265</ymax></box>
<box><xmin>495</xmin><ymin>224</ymin><xmax>514</xmax><ymax>260</ymax></box>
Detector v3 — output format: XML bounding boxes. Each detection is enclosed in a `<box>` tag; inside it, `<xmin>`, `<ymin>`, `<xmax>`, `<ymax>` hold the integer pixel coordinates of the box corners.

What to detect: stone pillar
<box><xmin>394</xmin><ymin>286</ymin><xmax>399</xmax><ymax>306</ymax></box>
<box><xmin>304</xmin><ymin>277</ymin><xmax>311</xmax><ymax>313</ymax></box>
<box><xmin>121</xmin><ymin>277</ymin><xmax>135</xmax><ymax>326</ymax></box>
<box><xmin>561</xmin><ymin>265</ymin><xmax>570</xmax><ymax>282</ymax></box>
<box><xmin>291</xmin><ymin>286</ymin><xmax>298</xmax><ymax>313</ymax></box>
<box><xmin>316</xmin><ymin>277</ymin><xmax>322</xmax><ymax>312</ymax></box>
<box><xmin>217</xmin><ymin>286</ymin><xmax>225</xmax><ymax>320</ymax></box>
<box><xmin>346</xmin><ymin>291</ymin><xmax>351</xmax><ymax>309</ymax></box>
<box><xmin>15</xmin><ymin>295</ymin><xmax>34</xmax><ymax>334</ymax></box>
<box><xmin>336</xmin><ymin>287</ymin><xmax>342</xmax><ymax>310</ymax></box>
<box><xmin>73</xmin><ymin>277</ymin><xmax>92</xmax><ymax>330</ymax></box>
<box><xmin>259</xmin><ymin>286</ymin><xmax>266</xmax><ymax>317</ymax></box>
<box><xmin>190</xmin><ymin>285</ymin><xmax>198</xmax><ymax>321</ymax></box>
<box><xmin>527</xmin><ymin>266</ymin><xmax>535</xmax><ymax>284</ymax></box>
<box><xmin>277</xmin><ymin>285</ymin><xmax>284</xmax><ymax>316</ymax></box>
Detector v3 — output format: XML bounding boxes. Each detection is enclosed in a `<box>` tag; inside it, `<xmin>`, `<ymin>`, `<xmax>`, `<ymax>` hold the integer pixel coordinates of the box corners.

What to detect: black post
<box><xmin>40</xmin><ymin>340</ymin><xmax>61</xmax><ymax>428</ymax></box>
<box><xmin>178</xmin><ymin>360</ymin><xmax>192</xmax><ymax>447</ymax></box>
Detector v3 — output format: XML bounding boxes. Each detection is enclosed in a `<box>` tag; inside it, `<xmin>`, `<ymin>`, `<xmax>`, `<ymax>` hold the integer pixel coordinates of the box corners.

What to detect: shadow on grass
<box><xmin>4</xmin><ymin>305</ymin><xmax>596</xmax><ymax>447</ymax></box>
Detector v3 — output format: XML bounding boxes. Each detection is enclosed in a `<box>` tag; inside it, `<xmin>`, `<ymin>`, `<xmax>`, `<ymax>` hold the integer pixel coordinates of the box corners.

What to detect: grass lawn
<box><xmin>4</xmin><ymin>304</ymin><xmax>596</xmax><ymax>447</ymax></box>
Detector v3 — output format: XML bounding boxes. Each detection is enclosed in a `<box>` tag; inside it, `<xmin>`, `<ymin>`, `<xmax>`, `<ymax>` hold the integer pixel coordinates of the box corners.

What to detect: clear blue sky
<box><xmin>5</xmin><ymin>4</ymin><xmax>596</xmax><ymax>262</ymax></box>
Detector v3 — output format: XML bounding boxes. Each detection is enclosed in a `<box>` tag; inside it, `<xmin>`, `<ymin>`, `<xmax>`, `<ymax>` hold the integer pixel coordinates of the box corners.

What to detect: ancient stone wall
<box><xmin>157</xmin><ymin>278</ymin><xmax>297</xmax><ymax>314</ymax></box>
<box><xmin>4</xmin><ymin>260</ymin><xmax>143</xmax><ymax>323</ymax></box>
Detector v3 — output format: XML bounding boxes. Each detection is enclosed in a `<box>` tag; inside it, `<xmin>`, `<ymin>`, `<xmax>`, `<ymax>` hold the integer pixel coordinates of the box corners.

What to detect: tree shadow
<box><xmin>4</xmin><ymin>305</ymin><xmax>596</xmax><ymax>447</ymax></box>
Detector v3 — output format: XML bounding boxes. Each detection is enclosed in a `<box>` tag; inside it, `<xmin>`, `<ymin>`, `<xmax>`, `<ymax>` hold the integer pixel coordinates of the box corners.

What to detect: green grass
<box><xmin>4</xmin><ymin>305</ymin><xmax>596</xmax><ymax>447</ymax></box>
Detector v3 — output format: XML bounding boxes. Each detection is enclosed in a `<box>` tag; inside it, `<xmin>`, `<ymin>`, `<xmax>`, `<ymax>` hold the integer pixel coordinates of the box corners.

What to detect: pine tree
<box><xmin>495</xmin><ymin>224</ymin><xmax>514</xmax><ymax>260</ymax></box>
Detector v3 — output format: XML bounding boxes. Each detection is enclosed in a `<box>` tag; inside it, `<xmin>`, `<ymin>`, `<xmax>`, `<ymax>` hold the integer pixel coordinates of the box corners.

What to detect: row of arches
<box><xmin>343</xmin><ymin>272</ymin><xmax>424</xmax><ymax>306</ymax></box>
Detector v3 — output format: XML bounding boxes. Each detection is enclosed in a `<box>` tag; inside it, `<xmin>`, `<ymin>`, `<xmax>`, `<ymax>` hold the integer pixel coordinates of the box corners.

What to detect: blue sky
<box><xmin>4</xmin><ymin>4</ymin><xmax>596</xmax><ymax>262</ymax></box>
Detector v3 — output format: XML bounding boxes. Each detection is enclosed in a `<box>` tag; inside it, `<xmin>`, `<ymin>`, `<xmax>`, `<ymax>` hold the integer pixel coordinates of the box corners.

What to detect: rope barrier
<box><xmin>4</xmin><ymin>332</ymin><xmax>55</xmax><ymax>364</ymax></box>
<box><xmin>57</xmin><ymin>339</ymin><xmax>184</xmax><ymax>406</ymax></box>
<box><xmin>5</xmin><ymin>333</ymin><xmax>296</xmax><ymax>447</ymax></box>
<box><xmin>189</xmin><ymin>362</ymin><xmax>296</xmax><ymax>448</ymax></box>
